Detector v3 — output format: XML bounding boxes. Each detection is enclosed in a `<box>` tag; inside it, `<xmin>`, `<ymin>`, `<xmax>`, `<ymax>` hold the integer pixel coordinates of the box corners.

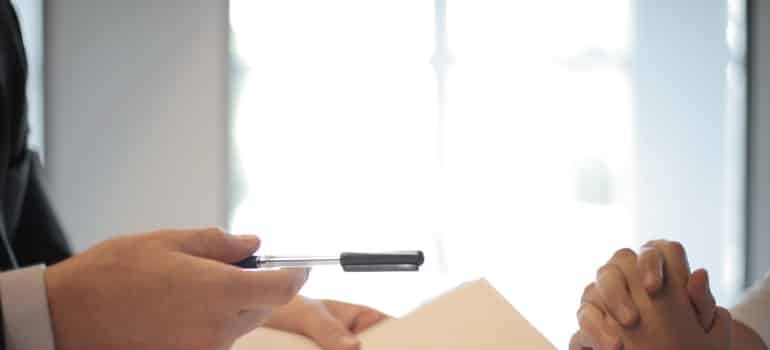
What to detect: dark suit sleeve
<box><xmin>10</xmin><ymin>153</ymin><xmax>72</xmax><ymax>266</ymax></box>
<box><xmin>0</xmin><ymin>1</ymin><xmax>66</xmax><ymax>348</ymax></box>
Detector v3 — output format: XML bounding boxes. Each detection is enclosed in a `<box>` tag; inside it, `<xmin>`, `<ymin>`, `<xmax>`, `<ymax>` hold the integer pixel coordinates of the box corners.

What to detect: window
<box><xmin>229</xmin><ymin>1</ymin><xmax>745</xmax><ymax>346</ymax></box>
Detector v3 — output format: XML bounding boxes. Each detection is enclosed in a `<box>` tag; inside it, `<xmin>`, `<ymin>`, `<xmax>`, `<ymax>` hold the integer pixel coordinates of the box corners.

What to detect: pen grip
<box><xmin>232</xmin><ymin>256</ymin><xmax>259</xmax><ymax>269</ymax></box>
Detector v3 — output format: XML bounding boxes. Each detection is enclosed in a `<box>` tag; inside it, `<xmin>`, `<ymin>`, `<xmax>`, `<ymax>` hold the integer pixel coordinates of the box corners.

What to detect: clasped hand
<box><xmin>570</xmin><ymin>241</ymin><xmax>732</xmax><ymax>350</ymax></box>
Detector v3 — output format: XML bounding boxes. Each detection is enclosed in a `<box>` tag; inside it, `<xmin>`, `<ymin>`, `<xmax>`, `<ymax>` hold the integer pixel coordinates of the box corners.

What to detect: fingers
<box><xmin>707</xmin><ymin>307</ymin><xmax>734</xmax><ymax>347</ymax></box>
<box><xmin>350</xmin><ymin>308</ymin><xmax>389</xmax><ymax>333</ymax></box>
<box><xmin>233</xmin><ymin>308</ymin><xmax>273</xmax><ymax>336</ymax></box>
<box><xmin>229</xmin><ymin>268</ymin><xmax>310</xmax><ymax>307</ymax></box>
<box><xmin>322</xmin><ymin>300</ymin><xmax>390</xmax><ymax>333</ymax></box>
<box><xmin>581</xmin><ymin>283</ymin><xmax>606</xmax><ymax>311</ymax></box>
<box><xmin>596</xmin><ymin>263</ymin><xmax>640</xmax><ymax>326</ymax></box>
<box><xmin>688</xmin><ymin>269</ymin><xmax>717</xmax><ymax>331</ymax></box>
<box><xmin>603</xmin><ymin>248</ymin><xmax>646</xmax><ymax>301</ymax></box>
<box><xmin>578</xmin><ymin>283</ymin><xmax>613</xmax><ymax>348</ymax></box>
<box><xmin>165</xmin><ymin>228</ymin><xmax>261</xmax><ymax>263</ymax></box>
<box><xmin>305</xmin><ymin>307</ymin><xmax>361</xmax><ymax>350</ymax></box>
<box><xmin>637</xmin><ymin>245</ymin><xmax>665</xmax><ymax>295</ymax></box>
<box><xmin>569</xmin><ymin>331</ymin><xmax>593</xmax><ymax>350</ymax></box>
<box><xmin>577</xmin><ymin>301</ymin><xmax>622</xmax><ymax>350</ymax></box>
<box><xmin>643</xmin><ymin>240</ymin><xmax>691</xmax><ymax>289</ymax></box>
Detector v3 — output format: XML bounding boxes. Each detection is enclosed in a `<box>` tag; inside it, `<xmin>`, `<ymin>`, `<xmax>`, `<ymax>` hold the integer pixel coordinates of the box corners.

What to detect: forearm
<box><xmin>733</xmin><ymin>320</ymin><xmax>768</xmax><ymax>350</ymax></box>
<box><xmin>732</xmin><ymin>272</ymin><xmax>770</xmax><ymax>350</ymax></box>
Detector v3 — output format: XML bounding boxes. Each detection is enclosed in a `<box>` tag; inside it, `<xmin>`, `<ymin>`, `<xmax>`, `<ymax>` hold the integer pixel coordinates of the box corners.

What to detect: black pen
<box><xmin>233</xmin><ymin>251</ymin><xmax>424</xmax><ymax>272</ymax></box>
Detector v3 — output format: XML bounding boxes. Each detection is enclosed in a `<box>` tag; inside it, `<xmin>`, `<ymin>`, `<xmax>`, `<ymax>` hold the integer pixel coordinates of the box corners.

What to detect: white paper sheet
<box><xmin>232</xmin><ymin>279</ymin><xmax>556</xmax><ymax>350</ymax></box>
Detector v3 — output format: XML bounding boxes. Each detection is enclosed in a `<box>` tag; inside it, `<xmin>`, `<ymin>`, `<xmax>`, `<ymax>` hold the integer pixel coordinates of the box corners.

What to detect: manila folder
<box><xmin>232</xmin><ymin>278</ymin><xmax>556</xmax><ymax>349</ymax></box>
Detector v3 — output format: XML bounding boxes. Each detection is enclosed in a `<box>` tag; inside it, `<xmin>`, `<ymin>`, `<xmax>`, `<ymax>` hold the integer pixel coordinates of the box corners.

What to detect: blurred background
<box><xmin>19</xmin><ymin>0</ymin><xmax>770</xmax><ymax>347</ymax></box>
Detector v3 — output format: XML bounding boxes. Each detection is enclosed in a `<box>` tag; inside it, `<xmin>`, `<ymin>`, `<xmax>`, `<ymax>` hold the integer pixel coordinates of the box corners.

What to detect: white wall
<box><xmin>46</xmin><ymin>1</ymin><xmax>228</xmax><ymax>251</ymax></box>
<box><xmin>632</xmin><ymin>1</ymin><xmax>744</xmax><ymax>303</ymax></box>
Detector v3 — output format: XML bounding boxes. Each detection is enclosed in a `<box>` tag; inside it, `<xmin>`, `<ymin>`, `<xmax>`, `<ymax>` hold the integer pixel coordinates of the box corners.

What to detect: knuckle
<box><xmin>203</xmin><ymin>227</ymin><xmax>227</xmax><ymax>240</ymax></box>
<box><xmin>716</xmin><ymin>306</ymin><xmax>732</xmax><ymax>319</ymax></box>
<box><xmin>576</xmin><ymin>303</ymin><xmax>598</xmax><ymax>324</ymax></box>
<box><xmin>101</xmin><ymin>235</ymin><xmax>144</xmax><ymax>262</ymax></box>
<box><xmin>638</xmin><ymin>245</ymin><xmax>660</xmax><ymax>258</ymax></box>
<box><xmin>570</xmin><ymin>331</ymin><xmax>594</xmax><ymax>350</ymax></box>
<box><xmin>577</xmin><ymin>313</ymin><xmax>596</xmax><ymax>334</ymax></box>
<box><xmin>666</xmin><ymin>241</ymin><xmax>687</xmax><ymax>260</ymax></box>
<box><xmin>569</xmin><ymin>332</ymin><xmax>581</xmax><ymax>350</ymax></box>
<box><xmin>582</xmin><ymin>282</ymin><xmax>597</xmax><ymax>299</ymax></box>
<box><xmin>612</xmin><ymin>248</ymin><xmax>637</xmax><ymax>261</ymax></box>
<box><xmin>644</xmin><ymin>239</ymin><xmax>666</xmax><ymax>247</ymax></box>
<box><xmin>596</xmin><ymin>264</ymin><xmax>620</xmax><ymax>281</ymax></box>
<box><xmin>638</xmin><ymin>247</ymin><xmax>663</xmax><ymax>269</ymax></box>
<box><xmin>642</xmin><ymin>239</ymin><xmax>666</xmax><ymax>253</ymax></box>
<box><xmin>576</xmin><ymin>305</ymin><xmax>589</xmax><ymax>324</ymax></box>
<box><xmin>187</xmin><ymin>228</ymin><xmax>230</xmax><ymax>252</ymax></box>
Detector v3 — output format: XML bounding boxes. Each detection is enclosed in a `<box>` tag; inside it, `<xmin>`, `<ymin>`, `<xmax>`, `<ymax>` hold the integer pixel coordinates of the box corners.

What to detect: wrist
<box><xmin>732</xmin><ymin>319</ymin><xmax>768</xmax><ymax>350</ymax></box>
<box><xmin>45</xmin><ymin>262</ymin><xmax>80</xmax><ymax>350</ymax></box>
<box><xmin>45</xmin><ymin>264</ymin><xmax>66</xmax><ymax>350</ymax></box>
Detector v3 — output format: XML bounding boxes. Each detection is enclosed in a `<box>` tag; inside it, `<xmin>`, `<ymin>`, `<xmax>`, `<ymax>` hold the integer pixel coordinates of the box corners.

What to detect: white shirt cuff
<box><xmin>0</xmin><ymin>265</ymin><xmax>57</xmax><ymax>350</ymax></box>
<box><xmin>732</xmin><ymin>272</ymin><xmax>770</xmax><ymax>349</ymax></box>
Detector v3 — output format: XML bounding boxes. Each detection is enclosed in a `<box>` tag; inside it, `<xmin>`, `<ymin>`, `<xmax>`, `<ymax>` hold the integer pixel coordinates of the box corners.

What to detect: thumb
<box><xmin>569</xmin><ymin>331</ymin><xmax>594</xmax><ymax>350</ymax></box>
<box><xmin>307</xmin><ymin>310</ymin><xmax>361</xmax><ymax>350</ymax></box>
<box><xmin>164</xmin><ymin>228</ymin><xmax>260</xmax><ymax>263</ymax></box>
<box><xmin>707</xmin><ymin>307</ymin><xmax>733</xmax><ymax>347</ymax></box>
<box><xmin>687</xmin><ymin>269</ymin><xmax>717</xmax><ymax>331</ymax></box>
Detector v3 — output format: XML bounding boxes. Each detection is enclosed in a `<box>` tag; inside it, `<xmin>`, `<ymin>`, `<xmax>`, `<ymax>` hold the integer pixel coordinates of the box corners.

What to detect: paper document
<box><xmin>232</xmin><ymin>279</ymin><xmax>556</xmax><ymax>349</ymax></box>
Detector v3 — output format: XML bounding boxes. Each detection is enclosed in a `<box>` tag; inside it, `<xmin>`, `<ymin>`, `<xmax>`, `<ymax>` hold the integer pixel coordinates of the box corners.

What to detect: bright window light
<box><xmin>229</xmin><ymin>1</ymin><xmax>745</xmax><ymax>346</ymax></box>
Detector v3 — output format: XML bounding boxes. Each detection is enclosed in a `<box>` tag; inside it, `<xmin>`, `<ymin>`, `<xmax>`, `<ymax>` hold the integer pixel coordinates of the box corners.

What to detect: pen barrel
<box><xmin>232</xmin><ymin>255</ymin><xmax>339</xmax><ymax>269</ymax></box>
<box><xmin>259</xmin><ymin>256</ymin><xmax>338</xmax><ymax>269</ymax></box>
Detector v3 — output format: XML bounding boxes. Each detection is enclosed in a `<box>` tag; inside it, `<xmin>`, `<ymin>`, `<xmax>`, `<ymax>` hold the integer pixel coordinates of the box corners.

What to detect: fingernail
<box><xmin>657</xmin><ymin>257</ymin><xmax>664</xmax><ymax>278</ymax></box>
<box><xmin>238</xmin><ymin>235</ymin><xmax>260</xmax><ymax>245</ymax></box>
<box><xmin>703</xmin><ymin>270</ymin><xmax>715</xmax><ymax>299</ymax></box>
<box><xmin>340</xmin><ymin>335</ymin><xmax>360</xmax><ymax>347</ymax></box>
<box><xmin>644</xmin><ymin>272</ymin><xmax>658</xmax><ymax>290</ymax></box>
<box><xmin>238</xmin><ymin>235</ymin><xmax>260</xmax><ymax>246</ymax></box>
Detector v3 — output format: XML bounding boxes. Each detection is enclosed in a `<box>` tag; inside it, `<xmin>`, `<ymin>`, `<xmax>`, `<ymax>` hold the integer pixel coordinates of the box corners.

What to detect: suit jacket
<box><xmin>1</xmin><ymin>1</ymin><xmax>74</xmax><ymax>348</ymax></box>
